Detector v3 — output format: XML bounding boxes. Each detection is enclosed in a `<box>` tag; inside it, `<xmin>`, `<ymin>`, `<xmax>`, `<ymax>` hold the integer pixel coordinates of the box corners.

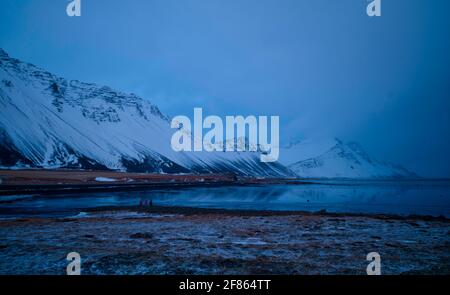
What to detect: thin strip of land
<box><xmin>0</xmin><ymin>169</ymin><xmax>304</xmax><ymax>195</ymax></box>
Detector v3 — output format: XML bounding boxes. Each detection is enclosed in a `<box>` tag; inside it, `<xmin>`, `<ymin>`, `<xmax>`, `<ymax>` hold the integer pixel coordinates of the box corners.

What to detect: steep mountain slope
<box><xmin>0</xmin><ymin>49</ymin><xmax>293</xmax><ymax>177</ymax></box>
<box><xmin>279</xmin><ymin>138</ymin><xmax>337</xmax><ymax>166</ymax></box>
<box><xmin>286</xmin><ymin>139</ymin><xmax>418</xmax><ymax>179</ymax></box>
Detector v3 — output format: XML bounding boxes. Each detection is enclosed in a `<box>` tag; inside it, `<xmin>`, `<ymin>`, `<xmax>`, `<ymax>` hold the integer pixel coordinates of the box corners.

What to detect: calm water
<box><xmin>0</xmin><ymin>180</ymin><xmax>449</xmax><ymax>218</ymax></box>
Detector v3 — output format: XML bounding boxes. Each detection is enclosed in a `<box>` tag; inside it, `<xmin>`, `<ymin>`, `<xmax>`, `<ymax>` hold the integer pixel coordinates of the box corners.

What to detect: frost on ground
<box><xmin>0</xmin><ymin>208</ymin><xmax>448</xmax><ymax>275</ymax></box>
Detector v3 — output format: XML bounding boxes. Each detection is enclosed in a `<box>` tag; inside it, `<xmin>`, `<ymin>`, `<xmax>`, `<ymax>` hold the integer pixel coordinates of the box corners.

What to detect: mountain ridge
<box><xmin>286</xmin><ymin>138</ymin><xmax>419</xmax><ymax>179</ymax></box>
<box><xmin>0</xmin><ymin>49</ymin><xmax>418</xmax><ymax>179</ymax></box>
<box><xmin>0</xmin><ymin>48</ymin><xmax>293</xmax><ymax>177</ymax></box>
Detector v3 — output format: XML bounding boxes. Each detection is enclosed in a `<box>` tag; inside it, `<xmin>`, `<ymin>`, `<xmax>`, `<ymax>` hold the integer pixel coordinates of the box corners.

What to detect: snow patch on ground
<box><xmin>94</xmin><ymin>177</ymin><xmax>117</xmax><ymax>182</ymax></box>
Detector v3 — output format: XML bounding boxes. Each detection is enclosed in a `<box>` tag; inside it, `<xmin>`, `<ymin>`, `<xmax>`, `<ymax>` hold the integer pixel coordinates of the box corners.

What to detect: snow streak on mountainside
<box><xmin>285</xmin><ymin>139</ymin><xmax>418</xmax><ymax>179</ymax></box>
<box><xmin>0</xmin><ymin>49</ymin><xmax>293</xmax><ymax>177</ymax></box>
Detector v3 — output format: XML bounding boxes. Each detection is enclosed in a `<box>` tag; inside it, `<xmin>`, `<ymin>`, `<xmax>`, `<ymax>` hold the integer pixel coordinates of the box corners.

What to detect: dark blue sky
<box><xmin>1</xmin><ymin>0</ymin><xmax>449</xmax><ymax>177</ymax></box>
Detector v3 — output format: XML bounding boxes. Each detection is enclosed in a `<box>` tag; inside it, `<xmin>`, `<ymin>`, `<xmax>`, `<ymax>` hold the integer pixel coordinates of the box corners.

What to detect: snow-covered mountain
<box><xmin>0</xmin><ymin>49</ymin><xmax>293</xmax><ymax>177</ymax></box>
<box><xmin>282</xmin><ymin>138</ymin><xmax>418</xmax><ymax>179</ymax></box>
<box><xmin>0</xmin><ymin>49</ymin><xmax>419</xmax><ymax>179</ymax></box>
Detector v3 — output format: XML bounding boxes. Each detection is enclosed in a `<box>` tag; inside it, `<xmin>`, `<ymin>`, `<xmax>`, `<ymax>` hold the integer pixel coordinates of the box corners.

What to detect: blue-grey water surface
<box><xmin>0</xmin><ymin>180</ymin><xmax>449</xmax><ymax>218</ymax></box>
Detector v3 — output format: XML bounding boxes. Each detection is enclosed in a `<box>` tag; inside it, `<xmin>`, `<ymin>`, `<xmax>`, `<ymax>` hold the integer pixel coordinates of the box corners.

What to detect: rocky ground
<box><xmin>0</xmin><ymin>206</ymin><xmax>448</xmax><ymax>275</ymax></box>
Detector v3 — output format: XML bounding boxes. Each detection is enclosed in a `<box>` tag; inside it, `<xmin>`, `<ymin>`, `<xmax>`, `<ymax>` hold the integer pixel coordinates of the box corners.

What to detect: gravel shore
<box><xmin>0</xmin><ymin>206</ymin><xmax>448</xmax><ymax>274</ymax></box>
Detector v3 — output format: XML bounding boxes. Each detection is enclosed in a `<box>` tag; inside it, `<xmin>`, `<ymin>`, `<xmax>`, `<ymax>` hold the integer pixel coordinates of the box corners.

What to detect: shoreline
<box><xmin>85</xmin><ymin>204</ymin><xmax>450</xmax><ymax>222</ymax></box>
<box><xmin>0</xmin><ymin>169</ymin><xmax>308</xmax><ymax>195</ymax></box>
<box><xmin>2</xmin><ymin>203</ymin><xmax>447</xmax><ymax>225</ymax></box>
<box><xmin>0</xmin><ymin>169</ymin><xmax>444</xmax><ymax>196</ymax></box>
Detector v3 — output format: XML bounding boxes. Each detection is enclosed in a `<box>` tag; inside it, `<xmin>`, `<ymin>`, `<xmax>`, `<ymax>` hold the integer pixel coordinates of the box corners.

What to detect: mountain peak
<box><xmin>334</xmin><ymin>137</ymin><xmax>344</xmax><ymax>145</ymax></box>
<box><xmin>288</xmin><ymin>139</ymin><xmax>418</xmax><ymax>179</ymax></box>
<box><xmin>0</xmin><ymin>48</ymin><xmax>10</xmax><ymax>59</ymax></box>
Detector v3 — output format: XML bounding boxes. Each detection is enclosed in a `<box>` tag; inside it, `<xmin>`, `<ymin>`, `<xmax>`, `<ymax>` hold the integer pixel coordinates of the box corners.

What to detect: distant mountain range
<box><xmin>280</xmin><ymin>138</ymin><xmax>418</xmax><ymax>179</ymax></box>
<box><xmin>0</xmin><ymin>49</ymin><xmax>417</xmax><ymax>179</ymax></box>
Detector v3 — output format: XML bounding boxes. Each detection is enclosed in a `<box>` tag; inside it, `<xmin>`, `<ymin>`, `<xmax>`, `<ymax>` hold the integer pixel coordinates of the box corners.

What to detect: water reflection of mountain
<box><xmin>1</xmin><ymin>181</ymin><xmax>449</xmax><ymax>218</ymax></box>
<box><xmin>135</xmin><ymin>184</ymin><xmax>415</xmax><ymax>204</ymax></box>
